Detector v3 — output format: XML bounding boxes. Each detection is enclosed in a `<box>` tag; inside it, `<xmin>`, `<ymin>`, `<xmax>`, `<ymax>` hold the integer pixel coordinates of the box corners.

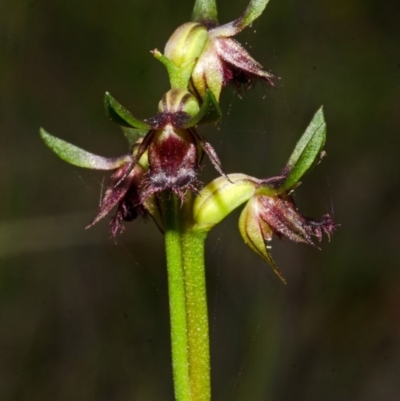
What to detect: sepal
<box><xmin>156</xmin><ymin>22</ymin><xmax>208</xmax><ymax>89</ymax></box>
<box><xmin>40</xmin><ymin>128</ymin><xmax>131</xmax><ymax>170</ymax></box>
<box><xmin>104</xmin><ymin>92</ymin><xmax>151</xmax><ymax>130</ymax></box>
<box><xmin>238</xmin><ymin>197</ymin><xmax>286</xmax><ymax>283</ymax></box>
<box><xmin>183</xmin><ymin>89</ymin><xmax>221</xmax><ymax>127</ymax></box>
<box><xmin>212</xmin><ymin>0</ymin><xmax>271</xmax><ymax>37</ymax></box>
<box><xmin>193</xmin><ymin>173</ymin><xmax>258</xmax><ymax>231</ymax></box>
<box><xmin>279</xmin><ymin>107</ymin><xmax>326</xmax><ymax>192</ymax></box>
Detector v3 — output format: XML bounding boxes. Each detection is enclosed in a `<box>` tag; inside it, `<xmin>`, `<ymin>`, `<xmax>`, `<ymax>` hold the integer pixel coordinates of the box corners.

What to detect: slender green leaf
<box><xmin>183</xmin><ymin>89</ymin><xmax>221</xmax><ymax>127</ymax></box>
<box><xmin>40</xmin><ymin>128</ymin><xmax>131</xmax><ymax>170</ymax></box>
<box><xmin>192</xmin><ymin>0</ymin><xmax>218</xmax><ymax>25</ymax></box>
<box><xmin>280</xmin><ymin>107</ymin><xmax>326</xmax><ymax>191</ymax></box>
<box><xmin>104</xmin><ymin>92</ymin><xmax>151</xmax><ymax>129</ymax></box>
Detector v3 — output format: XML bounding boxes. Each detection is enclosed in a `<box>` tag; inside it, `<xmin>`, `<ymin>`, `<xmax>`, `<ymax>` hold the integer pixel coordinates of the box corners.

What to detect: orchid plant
<box><xmin>40</xmin><ymin>0</ymin><xmax>335</xmax><ymax>400</ymax></box>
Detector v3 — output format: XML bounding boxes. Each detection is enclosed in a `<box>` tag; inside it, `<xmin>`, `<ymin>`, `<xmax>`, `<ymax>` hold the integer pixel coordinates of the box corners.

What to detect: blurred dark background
<box><xmin>1</xmin><ymin>0</ymin><xmax>399</xmax><ymax>400</ymax></box>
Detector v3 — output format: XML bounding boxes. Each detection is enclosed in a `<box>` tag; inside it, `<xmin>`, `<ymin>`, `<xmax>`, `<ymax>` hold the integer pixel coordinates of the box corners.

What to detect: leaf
<box><xmin>104</xmin><ymin>92</ymin><xmax>151</xmax><ymax>129</ymax></box>
<box><xmin>280</xmin><ymin>107</ymin><xmax>326</xmax><ymax>191</ymax></box>
<box><xmin>192</xmin><ymin>0</ymin><xmax>218</xmax><ymax>25</ymax></box>
<box><xmin>183</xmin><ymin>89</ymin><xmax>221</xmax><ymax>127</ymax></box>
<box><xmin>40</xmin><ymin>128</ymin><xmax>131</xmax><ymax>170</ymax></box>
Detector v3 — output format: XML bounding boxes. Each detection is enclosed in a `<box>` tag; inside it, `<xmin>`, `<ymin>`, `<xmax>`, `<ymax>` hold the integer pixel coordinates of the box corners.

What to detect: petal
<box><xmin>86</xmin><ymin>165</ymin><xmax>137</xmax><ymax>228</ymax></box>
<box><xmin>258</xmin><ymin>196</ymin><xmax>314</xmax><ymax>245</ymax></box>
<box><xmin>191</xmin><ymin>128</ymin><xmax>227</xmax><ymax>179</ymax></box>
<box><xmin>192</xmin><ymin>0</ymin><xmax>218</xmax><ymax>26</ymax></box>
<box><xmin>40</xmin><ymin>128</ymin><xmax>131</xmax><ymax>170</ymax></box>
<box><xmin>215</xmin><ymin>38</ymin><xmax>275</xmax><ymax>83</ymax></box>
<box><xmin>192</xmin><ymin>40</ymin><xmax>224</xmax><ymax>99</ymax></box>
<box><xmin>104</xmin><ymin>92</ymin><xmax>151</xmax><ymax>130</ymax></box>
<box><xmin>211</xmin><ymin>0</ymin><xmax>270</xmax><ymax>37</ymax></box>
<box><xmin>280</xmin><ymin>107</ymin><xmax>326</xmax><ymax>191</ymax></box>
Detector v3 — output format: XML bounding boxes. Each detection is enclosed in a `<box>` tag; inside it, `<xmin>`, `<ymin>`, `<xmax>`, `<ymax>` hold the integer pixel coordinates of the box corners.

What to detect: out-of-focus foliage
<box><xmin>1</xmin><ymin>0</ymin><xmax>399</xmax><ymax>400</ymax></box>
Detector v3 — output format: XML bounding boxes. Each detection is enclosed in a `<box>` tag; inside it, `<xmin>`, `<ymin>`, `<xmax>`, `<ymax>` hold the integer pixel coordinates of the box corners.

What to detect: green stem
<box><xmin>163</xmin><ymin>195</ymin><xmax>191</xmax><ymax>401</ymax></box>
<box><xmin>182</xmin><ymin>227</ymin><xmax>210</xmax><ymax>401</ymax></box>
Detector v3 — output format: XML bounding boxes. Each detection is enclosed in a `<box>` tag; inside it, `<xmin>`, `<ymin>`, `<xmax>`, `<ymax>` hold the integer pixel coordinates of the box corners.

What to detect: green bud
<box><xmin>193</xmin><ymin>173</ymin><xmax>258</xmax><ymax>232</ymax></box>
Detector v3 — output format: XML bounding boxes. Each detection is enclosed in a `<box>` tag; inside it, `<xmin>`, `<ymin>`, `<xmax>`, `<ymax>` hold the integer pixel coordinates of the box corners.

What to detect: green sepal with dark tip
<box><xmin>104</xmin><ymin>92</ymin><xmax>151</xmax><ymax>129</ymax></box>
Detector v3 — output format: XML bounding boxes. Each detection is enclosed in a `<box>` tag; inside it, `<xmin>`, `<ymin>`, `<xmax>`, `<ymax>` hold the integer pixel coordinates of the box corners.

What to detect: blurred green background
<box><xmin>1</xmin><ymin>0</ymin><xmax>399</xmax><ymax>400</ymax></box>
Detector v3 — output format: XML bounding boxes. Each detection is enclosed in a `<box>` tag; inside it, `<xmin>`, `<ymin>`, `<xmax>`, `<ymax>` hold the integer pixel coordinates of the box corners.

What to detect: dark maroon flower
<box><xmin>121</xmin><ymin>88</ymin><xmax>226</xmax><ymax>201</ymax></box>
